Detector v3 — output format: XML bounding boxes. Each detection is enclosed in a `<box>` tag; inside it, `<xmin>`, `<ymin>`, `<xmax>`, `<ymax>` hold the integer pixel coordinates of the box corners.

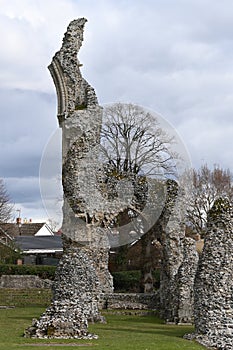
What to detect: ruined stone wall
<box><xmin>49</xmin><ymin>18</ymin><xmax>98</xmax><ymax>124</ymax></box>
<box><xmin>99</xmin><ymin>292</ymin><xmax>160</xmax><ymax>310</ymax></box>
<box><xmin>50</xmin><ymin>18</ymin><xmax>113</xmax><ymax>294</ymax></box>
<box><xmin>27</xmin><ymin>16</ymin><xmax>201</xmax><ymax>339</ymax></box>
<box><xmin>0</xmin><ymin>275</ymin><xmax>52</xmax><ymax>289</ymax></box>
<box><xmin>26</xmin><ymin>18</ymin><xmax>111</xmax><ymax>339</ymax></box>
<box><xmin>159</xmin><ymin>180</ymin><xmax>185</xmax><ymax>322</ymax></box>
<box><xmin>159</xmin><ymin>180</ymin><xmax>199</xmax><ymax>324</ymax></box>
<box><xmin>174</xmin><ymin>237</ymin><xmax>199</xmax><ymax>324</ymax></box>
<box><xmin>25</xmin><ymin>247</ymin><xmax>103</xmax><ymax>339</ymax></box>
<box><xmin>189</xmin><ymin>198</ymin><xmax>233</xmax><ymax>349</ymax></box>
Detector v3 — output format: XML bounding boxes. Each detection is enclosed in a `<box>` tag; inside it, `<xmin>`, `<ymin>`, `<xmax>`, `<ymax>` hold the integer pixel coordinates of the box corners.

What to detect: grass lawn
<box><xmin>0</xmin><ymin>307</ymin><xmax>206</xmax><ymax>350</ymax></box>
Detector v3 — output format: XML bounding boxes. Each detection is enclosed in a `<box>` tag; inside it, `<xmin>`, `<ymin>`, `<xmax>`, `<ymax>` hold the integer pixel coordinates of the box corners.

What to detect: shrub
<box><xmin>112</xmin><ymin>270</ymin><xmax>141</xmax><ymax>292</ymax></box>
<box><xmin>0</xmin><ymin>265</ymin><xmax>161</xmax><ymax>291</ymax></box>
<box><xmin>0</xmin><ymin>242</ymin><xmax>22</xmax><ymax>264</ymax></box>
<box><xmin>0</xmin><ymin>264</ymin><xmax>56</xmax><ymax>280</ymax></box>
<box><xmin>112</xmin><ymin>269</ymin><xmax>161</xmax><ymax>292</ymax></box>
<box><xmin>152</xmin><ymin>269</ymin><xmax>160</xmax><ymax>289</ymax></box>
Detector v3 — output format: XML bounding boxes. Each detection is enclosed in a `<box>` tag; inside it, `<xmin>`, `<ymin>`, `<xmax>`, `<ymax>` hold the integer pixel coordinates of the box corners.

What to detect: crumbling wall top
<box><xmin>55</xmin><ymin>18</ymin><xmax>87</xmax><ymax>71</ymax></box>
<box><xmin>48</xmin><ymin>17</ymin><xmax>98</xmax><ymax>125</ymax></box>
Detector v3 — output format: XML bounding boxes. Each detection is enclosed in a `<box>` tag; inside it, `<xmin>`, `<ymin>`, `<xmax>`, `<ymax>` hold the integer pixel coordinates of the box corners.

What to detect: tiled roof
<box><xmin>14</xmin><ymin>236</ymin><xmax>63</xmax><ymax>252</ymax></box>
<box><xmin>0</xmin><ymin>223</ymin><xmax>46</xmax><ymax>237</ymax></box>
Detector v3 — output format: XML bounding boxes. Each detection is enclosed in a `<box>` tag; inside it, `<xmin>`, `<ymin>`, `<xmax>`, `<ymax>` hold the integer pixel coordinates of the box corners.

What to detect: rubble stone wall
<box><xmin>25</xmin><ymin>247</ymin><xmax>103</xmax><ymax>339</ymax></box>
<box><xmin>191</xmin><ymin>198</ymin><xmax>233</xmax><ymax>349</ymax></box>
<box><xmin>26</xmin><ymin>18</ymin><xmax>111</xmax><ymax>339</ymax></box>
<box><xmin>99</xmin><ymin>292</ymin><xmax>160</xmax><ymax>310</ymax></box>
<box><xmin>174</xmin><ymin>237</ymin><xmax>199</xmax><ymax>324</ymax></box>
<box><xmin>159</xmin><ymin>180</ymin><xmax>199</xmax><ymax>324</ymax></box>
<box><xmin>0</xmin><ymin>275</ymin><xmax>52</xmax><ymax>289</ymax></box>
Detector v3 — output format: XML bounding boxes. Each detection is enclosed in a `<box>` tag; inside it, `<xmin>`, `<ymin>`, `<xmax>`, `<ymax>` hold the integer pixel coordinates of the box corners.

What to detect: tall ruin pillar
<box><xmin>25</xmin><ymin>18</ymin><xmax>113</xmax><ymax>339</ymax></box>
<box><xmin>159</xmin><ymin>180</ymin><xmax>199</xmax><ymax>324</ymax></box>
<box><xmin>175</xmin><ymin>237</ymin><xmax>199</xmax><ymax>324</ymax></box>
<box><xmin>186</xmin><ymin>198</ymin><xmax>233</xmax><ymax>349</ymax></box>
<box><xmin>159</xmin><ymin>180</ymin><xmax>185</xmax><ymax>322</ymax></box>
<box><xmin>48</xmin><ymin>18</ymin><xmax>113</xmax><ymax>294</ymax></box>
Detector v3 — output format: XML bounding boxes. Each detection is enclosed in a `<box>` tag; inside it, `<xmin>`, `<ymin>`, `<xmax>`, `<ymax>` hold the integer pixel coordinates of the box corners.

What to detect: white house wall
<box><xmin>34</xmin><ymin>224</ymin><xmax>54</xmax><ymax>236</ymax></box>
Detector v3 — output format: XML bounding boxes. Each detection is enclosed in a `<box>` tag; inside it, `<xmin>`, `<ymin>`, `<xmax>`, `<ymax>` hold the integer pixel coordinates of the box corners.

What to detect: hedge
<box><xmin>112</xmin><ymin>270</ymin><xmax>160</xmax><ymax>292</ymax></box>
<box><xmin>112</xmin><ymin>270</ymin><xmax>141</xmax><ymax>292</ymax></box>
<box><xmin>0</xmin><ymin>265</ymin><xmax>160</xmax><ymax>292</ymax></box>
<box><xmin>112</xmin><ymin>270</ymin><xmax>160</xmax><ymax>293</ymax></box>
<box><xmin>0</xmin><ymin>264</ymin><xmax>56</xmax><ymax>280</ymax></box>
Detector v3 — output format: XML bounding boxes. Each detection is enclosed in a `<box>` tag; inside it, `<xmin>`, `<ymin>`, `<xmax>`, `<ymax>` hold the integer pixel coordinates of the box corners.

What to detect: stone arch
<box><xmin>48</xmin><ymin>57</ymin><xmax>68</xmax><ymax>124</ymax></box>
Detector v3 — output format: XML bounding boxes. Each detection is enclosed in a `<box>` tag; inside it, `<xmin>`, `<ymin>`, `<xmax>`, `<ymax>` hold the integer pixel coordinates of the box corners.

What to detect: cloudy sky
<box><xmin>0</xmin><ymin>0</ymin><xmax>233</xmax><ymax>225</ymax></box>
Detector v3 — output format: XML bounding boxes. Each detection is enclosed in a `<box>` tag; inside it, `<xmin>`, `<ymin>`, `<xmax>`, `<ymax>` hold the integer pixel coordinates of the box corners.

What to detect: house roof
<box><xmin>0</xmin><ymin>223</ymin><xmax>51</xmax><ymax>237</ymax></box>
<box><xmin>14</xmin><ymin>236</ymin><xmax>63</xmax><ymax>254</ymax></box>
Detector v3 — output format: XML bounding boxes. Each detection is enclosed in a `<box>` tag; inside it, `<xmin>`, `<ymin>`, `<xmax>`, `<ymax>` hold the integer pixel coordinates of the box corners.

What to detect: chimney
<box><xmin>16</xmin><ymin>217</ymin><xmax>21</xmax><ymax>226</ymax></box>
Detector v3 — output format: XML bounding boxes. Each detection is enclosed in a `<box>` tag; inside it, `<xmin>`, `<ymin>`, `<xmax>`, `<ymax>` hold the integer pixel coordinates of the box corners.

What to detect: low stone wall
<box><xmin>0</xmin><ymin>275</ymin><xmax>52</xmax><ymax>289</ymax></box>
<box><xmin>0</xmin><ymin>275</ymin><xmax>159</xmax><ymax>311</ymax></box>
<box><xmin>100</xmin><ymin>292</ymin><xmax>160</xmax><ymax>310</ymax></box>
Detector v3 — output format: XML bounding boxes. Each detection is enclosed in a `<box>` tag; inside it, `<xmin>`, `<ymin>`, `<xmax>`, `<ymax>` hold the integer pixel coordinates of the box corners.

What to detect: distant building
<box><xmin>0</xmin><ymin>222</ymin><xmax>54</xmax><ymax>239</ymax></box>
<box><xmin>0</xmin><ymin>221</ymin><xmax>63</xmax><ymax>265</ymax></box>
<box><xmin>14</xmin><ymin>235</ymin><xmax>63</xmax><ymax>265</ymax></box>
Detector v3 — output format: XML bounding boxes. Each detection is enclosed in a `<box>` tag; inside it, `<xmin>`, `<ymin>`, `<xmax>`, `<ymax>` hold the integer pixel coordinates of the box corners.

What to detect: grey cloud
<box><xmin>5</xmin><ymin>176</ymin><xmax>40</xmax><ymax>204</ymax></box>
<box><xmin>0</xmin><ymin>0</ymin><xmax>233</xmax><ymax>221</ymax></box>
<box><xmin>0</xmin><ymin>88</ymin><xmax>57</xmax><ymax>178</ymax></box>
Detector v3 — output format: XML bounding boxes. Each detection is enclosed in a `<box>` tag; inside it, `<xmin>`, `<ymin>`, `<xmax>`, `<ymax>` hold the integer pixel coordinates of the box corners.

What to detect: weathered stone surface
<box><xmin>159</xmin><ymin>180</ymin><xmax>199</xmax><ymax>324</ymax></box>
<box><xmin>99</xmin><ymin>292</ymin><xmax>160</xmax><ymax>310</ymax></box>
<box><xmin>186</xmin><ymin>198</ymin><xmax>233</xmax><ymax>349</ymax></box>
<box><xmin>54</xmin><ymin>18</ymin><xmax>113</xmax><ymax>292</ymax></box>
<box><xmin>0</xmin><ymin>275</ymin><xmax>52</xmax><ymax>289</ymax></box>
<box><xmin>49</xmin><ymin>18</ymin><xmax>98</xmax><ymax>124</ymax></box>
<box><xmin>174</xmin><ymin>237</ymin><xmax>199</xmax><ymax>324</ymax></box>
<box><xmin>159</xmin><ymin>180</ymin><xmax>185</xmax><ymax>322</ymax></box>
<box><xmin>27</xmin><ymin>18</ymin><xmax>112</xmax><ymax>339</ymax></box>
<box><xmin>53</xmin><ymin>18</ymin><xmax>113</xmax><ymax>294</ymax></box>
<box><xmin>25</xmin><ymin>247</ymin><xmax>103</xmax><ymax>339</ymax></box>
<box><xmin>26</xmin><ymin>16</ymin><xmax>202</xmax><ymax>340</ymax></box>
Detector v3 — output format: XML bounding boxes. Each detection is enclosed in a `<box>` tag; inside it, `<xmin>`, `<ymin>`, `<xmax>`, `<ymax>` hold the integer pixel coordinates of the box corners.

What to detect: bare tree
<box><xmin>100</xmin><ymin>103</ymin><xmax>177</xmax><ymax>178</ymax></box>
<box><xmin>0</xmin><ymin>179</ymin><xmax>13</xmax><ymax>223</ymax></box>
<box><xmin>183</xmin><ymin>164</ymin><xmax>233</xmax><ymax>237</ymax></box>
<box><xmin>99</xmin><ymin>103</ymin><xmax>179</xmax><ymax>292</ymax></box>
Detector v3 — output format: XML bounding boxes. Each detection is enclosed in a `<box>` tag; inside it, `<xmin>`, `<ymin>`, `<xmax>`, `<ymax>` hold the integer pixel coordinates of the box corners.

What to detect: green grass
<box><xmin>0</xmin><ymin>288</ymin><xmax>52</xmax><ymax>307</ymax></box>
<box><xmin>0</xmin><ymin>307</ymin><xmax>206</xmax><ymax>350</ymax></box>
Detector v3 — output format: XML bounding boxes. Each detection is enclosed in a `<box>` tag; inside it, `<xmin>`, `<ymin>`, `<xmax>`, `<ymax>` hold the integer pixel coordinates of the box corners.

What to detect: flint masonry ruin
<box><xmin>26</xmin><ymin>18</ymin><xmax>233</xmax><ymax>350</ymax></box>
